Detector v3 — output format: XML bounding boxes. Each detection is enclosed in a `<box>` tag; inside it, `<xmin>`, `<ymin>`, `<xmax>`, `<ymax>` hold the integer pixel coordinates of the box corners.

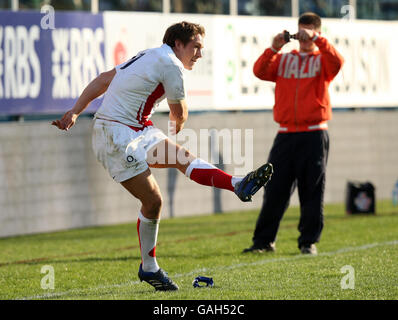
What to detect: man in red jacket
<box><xmin>244</xmin><ymin>12</ymin><xmax>344</xmax><ymax>255</ymax></box>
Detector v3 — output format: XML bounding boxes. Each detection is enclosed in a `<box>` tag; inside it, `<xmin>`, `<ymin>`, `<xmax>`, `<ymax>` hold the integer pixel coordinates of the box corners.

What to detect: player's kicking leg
<box><xmin>120</xmin><ymin>169</ymin><xmax>178</xmax><ymax>291</ymax></box>
<box><xmin>147</xmin><ymin>138</ymin><xmax>273</xmax><ymax>201</ymax></box>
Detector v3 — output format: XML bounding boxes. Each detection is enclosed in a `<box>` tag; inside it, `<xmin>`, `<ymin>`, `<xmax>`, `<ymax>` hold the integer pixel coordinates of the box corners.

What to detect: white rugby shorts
<box><xmin>92</xmin><ymin>119</ymin><xmax>168</xmax><ymax>182</ymax></box>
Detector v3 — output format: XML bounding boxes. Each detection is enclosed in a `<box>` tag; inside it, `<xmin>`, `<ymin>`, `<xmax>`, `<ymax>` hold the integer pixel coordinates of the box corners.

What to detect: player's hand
<box><xmin>296</xmin><ymin>28</ymin><xmax>316</xmax><ymax>42</ymax></box>
<box><xmin>175</xmin><ymin>123</ymin><xmax>184</xmax><ymax>134</ymax></box>
<box><xmin>272</xmin><ymin>31</ymin><xmax>288</xmax><ymax>50</ymax></box>
<box><xmin>168</xmin><ymin>120</ymin><xmax>177</xmax><ymax>136</ymax></box>
<box><xmin>168</xmin><ymin>120</ymin><xmax>184</xmax><ymax>135</ymax></box>
<box><xmin>51</xmin><ymin>110</ymin><xmax>78</xmax><ymax>131</ymax></box>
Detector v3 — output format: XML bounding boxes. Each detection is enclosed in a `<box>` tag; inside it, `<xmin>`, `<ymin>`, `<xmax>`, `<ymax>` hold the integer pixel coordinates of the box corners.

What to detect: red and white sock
<box><xmin>185</xmin><ymin>158</ymin><xmax>242</xmax><ymax>191</ymax></box>
<box><xmin>137</xmin><ymin>212</ymin><xmax>160</xmax><ymax>273</ymax></box>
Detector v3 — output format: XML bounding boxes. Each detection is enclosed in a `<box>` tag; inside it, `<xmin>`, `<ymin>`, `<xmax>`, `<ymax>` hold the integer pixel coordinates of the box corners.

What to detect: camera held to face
<box><xmin>283</xmin><ymin>31</ymin><xmax>298</xmax><ymax>42</ymax></box>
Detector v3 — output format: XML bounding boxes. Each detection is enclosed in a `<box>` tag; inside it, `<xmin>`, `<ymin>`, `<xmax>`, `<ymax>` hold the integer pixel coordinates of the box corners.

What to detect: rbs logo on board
<box><xmin>51</xmin><ymin>28</ymin><xmax>105</xmax><ymax>98</ymax></box>
<box><xmin>0</xmin><ymin>25</ymin><xmax>41</xmax><ymax>99</ymax></box>
<box><xmin>0</xmin><ymin>24</ymin><xmax>105</xmax><ymax>100</ymax></box>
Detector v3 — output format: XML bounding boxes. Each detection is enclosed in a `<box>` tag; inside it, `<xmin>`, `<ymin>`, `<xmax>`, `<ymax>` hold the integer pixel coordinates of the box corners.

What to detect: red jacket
<box><xmin>253</xmin><ymin>36</ymin><xmax>344</xmax><ymax>132</ymax></box>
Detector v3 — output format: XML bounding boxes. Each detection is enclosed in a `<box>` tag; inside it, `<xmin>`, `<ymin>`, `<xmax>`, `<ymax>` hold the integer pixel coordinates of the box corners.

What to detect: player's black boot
<box><xmin>234</xmin><ymin>163</ymin><xmax>273</xmax><ymax>202</ymax></box>
<box><xmin>138</xmin><ymin>264</ymin><xmax>179</xmax><ymax>291</ymax></box>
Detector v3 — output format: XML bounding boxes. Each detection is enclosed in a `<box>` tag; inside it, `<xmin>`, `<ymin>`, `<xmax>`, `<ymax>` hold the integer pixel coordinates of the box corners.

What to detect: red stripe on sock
<box><xmin>190</xmin><ymin>168</ymin><xmax>234</xmax><ymax>192</ymax></box>
<box><xmin>137</xmin><ymin>218</ymin><xmax>143</xmax><ymax>264</ymax></box>
<box><xmin>149</xmin><ymin>246</ymin><xmax>156</xmax><ymax>258</ymax></box>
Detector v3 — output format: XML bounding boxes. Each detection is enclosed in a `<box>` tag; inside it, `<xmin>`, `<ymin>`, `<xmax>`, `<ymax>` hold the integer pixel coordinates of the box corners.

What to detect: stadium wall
<box><xmin>1</xmin><ymin>110</ymin><xmax>398</xmax><ymax>237</ymax></box>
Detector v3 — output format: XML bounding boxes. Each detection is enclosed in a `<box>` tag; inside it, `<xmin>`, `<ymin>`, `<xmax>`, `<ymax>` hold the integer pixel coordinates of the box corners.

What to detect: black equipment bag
<box><xmin>345</xmin><ymin>181</ymin><xmax>375</xmax><ymax>214</ymax></box>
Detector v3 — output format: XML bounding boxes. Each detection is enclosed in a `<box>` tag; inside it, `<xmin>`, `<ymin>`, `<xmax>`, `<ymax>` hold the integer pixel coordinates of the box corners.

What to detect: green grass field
<box><xmin>0</xmin><ymin>201</ymin><xmax>397</xmax><ymax>300</ymax></box>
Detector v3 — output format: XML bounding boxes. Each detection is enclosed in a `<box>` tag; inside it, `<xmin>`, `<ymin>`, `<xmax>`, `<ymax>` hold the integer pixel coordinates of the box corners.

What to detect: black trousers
<box><xmin>252</xmin><ymin>130</ymin><xmax>329</xmax><ymax>248</ymax></box>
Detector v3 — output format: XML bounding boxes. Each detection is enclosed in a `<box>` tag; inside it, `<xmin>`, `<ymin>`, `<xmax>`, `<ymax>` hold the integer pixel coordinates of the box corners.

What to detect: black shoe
<box><xmin>300</xmin><ymin>244</ymin><xmax>318</xmax><ymax>255</ymax></box>
<box><xmin>138</xmin><ymin>264</ymin><xmax>179</xmax><ymax>291</ymax></box>
<box><xmin>234</xmin><ymin>163</ymin><xmax>273</xmax><ymax>202</ymax></box>
<box><xmin>242</xmin><ymin>242</ymin><xmax>276</xmax><ymax>253</ymax></box>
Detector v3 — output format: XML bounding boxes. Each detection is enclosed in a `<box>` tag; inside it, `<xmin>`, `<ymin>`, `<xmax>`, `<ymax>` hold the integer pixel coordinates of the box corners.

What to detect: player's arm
<box><xmin>168</xmin><ymin>99</ymin><xmax>188</xmax><ymax>134</ymax></box>
<box><xmin>163</xmin><ymin>64</ymin><xmax>187</xmax><ymax>134</ymax></box>
<box><xmin>52</xmin><ymin>68</ymin><xmax>116</xmax><ymax>131</ymax></box>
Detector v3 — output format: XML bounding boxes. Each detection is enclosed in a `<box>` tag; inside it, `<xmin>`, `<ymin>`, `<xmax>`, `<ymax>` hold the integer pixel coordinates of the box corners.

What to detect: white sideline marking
<box><xmin>17</xmin><ymin>240</ymin><xmax>398</xmax><ymax>300</ymax></box>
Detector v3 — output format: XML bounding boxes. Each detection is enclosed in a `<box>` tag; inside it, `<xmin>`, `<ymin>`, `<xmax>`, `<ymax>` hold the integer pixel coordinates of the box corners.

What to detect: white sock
<box><xmin>231</xmin><ymin>176</ymin><xmax>243</xmax><ymax>188</ymax></box>
<box><xmin>184</xmin><ymin>158</ymin><xmax>217</xmax><ymax>178</ymax></box>
<box><xmin>137</xmin><ymin>212</ymin><xmax>160</xmax><ymax>273</ymax></box>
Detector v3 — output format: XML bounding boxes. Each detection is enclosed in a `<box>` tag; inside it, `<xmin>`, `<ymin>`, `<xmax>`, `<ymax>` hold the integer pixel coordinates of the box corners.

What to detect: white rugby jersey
<box><xmin>95</xmin><ymin>44</ymin><xmax>186</xmax><ymax>128</ymax></box>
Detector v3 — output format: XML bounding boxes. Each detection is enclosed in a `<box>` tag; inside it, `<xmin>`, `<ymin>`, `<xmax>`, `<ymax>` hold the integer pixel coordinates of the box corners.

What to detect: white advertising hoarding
<box><xmin>103</xmin><ymin>12</ymin><xmax>215</xmax><ymax>111</ymax></box>
<box><xmin>322</xmin><ymin>19</ymin><xmax>398</xmax><ymax>108</ymax></box>
<box><xmin>103</xmin><ymin>12</ymin><xmax>398</xmax><ymax>110</ymax></box>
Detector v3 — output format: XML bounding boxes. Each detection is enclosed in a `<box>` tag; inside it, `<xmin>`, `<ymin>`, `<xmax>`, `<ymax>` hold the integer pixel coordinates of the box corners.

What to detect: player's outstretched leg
<box><xmin>184</xmin><ymin>158</ymin><xmax>273</xmax><ymax>202</ymax></box>
<box><xmin>234</xmin><ymin>163</ymin><xmax>274</xmax><ymax>202</ymax></box>
<box><xmin>147</xmin><ymin>138</ymin><xmax>273</xmax><ymax>202</ymax></box>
